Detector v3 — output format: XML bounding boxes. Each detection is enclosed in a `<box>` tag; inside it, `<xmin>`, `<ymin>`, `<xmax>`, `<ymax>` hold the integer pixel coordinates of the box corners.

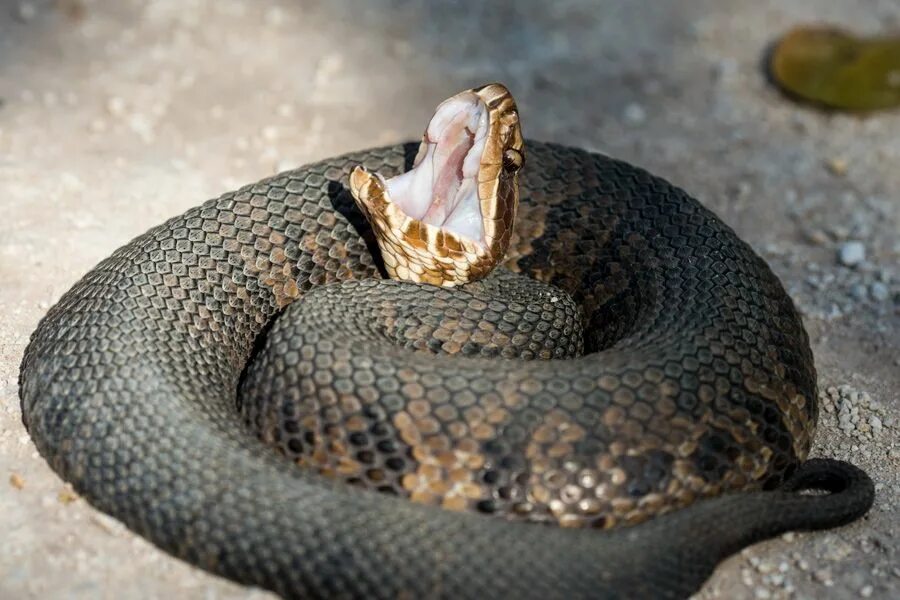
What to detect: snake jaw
<box><xmin>350</xmin><ymin>83</ymin><xmax>523</xmax><ymax>287</ymax></box>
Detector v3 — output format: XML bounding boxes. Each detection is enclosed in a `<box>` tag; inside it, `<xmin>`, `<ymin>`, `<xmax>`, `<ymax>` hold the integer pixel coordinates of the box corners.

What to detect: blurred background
<box><xmin>1</xmin><ymin>1</ymin><xmax>897</xmax><ymax>598</ymax></box>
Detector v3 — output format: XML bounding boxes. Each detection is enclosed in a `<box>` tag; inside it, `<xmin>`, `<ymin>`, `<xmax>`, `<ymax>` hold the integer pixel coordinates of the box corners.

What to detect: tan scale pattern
<box><xmin>349</xmin><ymin>83</ymin><xmax>524</xmax><ymax>286</ymax></box>
<box><xmin>19</xmin><ymin>138</ymin><xmax>872</xmax><ymax>599</ymax></box>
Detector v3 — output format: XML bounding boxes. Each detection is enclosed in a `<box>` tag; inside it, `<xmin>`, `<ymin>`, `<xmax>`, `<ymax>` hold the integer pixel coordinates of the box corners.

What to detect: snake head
<box><xmin>350</xmin><ymin>83</ymin><xmax>524</xmax><ymax>287</ymax></box>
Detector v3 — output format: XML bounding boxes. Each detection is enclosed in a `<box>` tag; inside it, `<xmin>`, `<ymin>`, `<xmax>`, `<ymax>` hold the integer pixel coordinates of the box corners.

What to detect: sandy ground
<box><xmin>1</xmin><ymin>0</ymin><xmax>897</xmax><ymax>598</ymax></box>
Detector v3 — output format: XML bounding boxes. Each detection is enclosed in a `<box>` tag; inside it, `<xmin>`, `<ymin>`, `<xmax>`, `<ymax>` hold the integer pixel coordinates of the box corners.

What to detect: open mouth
<box><xmin>349</xmin><ymin>83</ymin><xmax>522</xmax><ymax>287</ymax></box>
<box><xmin>382</xmin><ymin>92</ymin><xmax>489</xmax><ymax>248</ymax></box>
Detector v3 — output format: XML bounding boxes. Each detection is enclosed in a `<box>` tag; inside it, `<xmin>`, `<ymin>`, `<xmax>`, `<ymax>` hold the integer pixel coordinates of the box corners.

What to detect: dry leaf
<box><xmin>769</xmin><ymin>27</ymin><xmax>900</xmax><ymax>111</ymax></box>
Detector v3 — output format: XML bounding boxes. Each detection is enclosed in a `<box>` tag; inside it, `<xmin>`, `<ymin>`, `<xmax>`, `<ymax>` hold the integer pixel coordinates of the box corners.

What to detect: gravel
<box><xmin>820</xmin><ymin>385</ymin><xmax>892</xmax><ymax>441</ymax></box>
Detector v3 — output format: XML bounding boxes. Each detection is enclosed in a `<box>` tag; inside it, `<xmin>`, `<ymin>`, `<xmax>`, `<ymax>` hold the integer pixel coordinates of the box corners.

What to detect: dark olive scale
<box><xmin>19</xmin><ymin>142</ymin><xmax>872</xmax><ymax>599</ymax></box>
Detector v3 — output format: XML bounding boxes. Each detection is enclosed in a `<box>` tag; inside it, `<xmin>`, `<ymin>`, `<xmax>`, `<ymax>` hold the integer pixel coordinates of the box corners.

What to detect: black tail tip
<box><xmin>780</xmin><ymin>458</ymin><xmax>875</xmax><ymax>528</ymax></box>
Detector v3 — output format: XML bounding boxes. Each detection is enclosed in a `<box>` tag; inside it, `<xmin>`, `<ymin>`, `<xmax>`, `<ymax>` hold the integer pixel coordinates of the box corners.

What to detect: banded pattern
<box><xmin>19</xmin><ymin>142</ymin><xmax>873</xmax><ymax>599</ymax></box>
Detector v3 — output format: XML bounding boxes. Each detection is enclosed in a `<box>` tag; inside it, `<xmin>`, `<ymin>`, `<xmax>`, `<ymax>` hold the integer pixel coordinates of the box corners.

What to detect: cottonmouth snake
<box><xmin>19</xmin><ymin>85</ymin><xmax>873</xmax><ymax>598</ymax></box>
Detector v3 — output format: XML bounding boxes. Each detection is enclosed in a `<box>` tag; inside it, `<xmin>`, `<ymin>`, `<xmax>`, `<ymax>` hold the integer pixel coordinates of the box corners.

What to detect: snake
<box><xmin>19</xmin><ymin>83</ymin><xmax>874</xmax><ymax>599</ymax></box>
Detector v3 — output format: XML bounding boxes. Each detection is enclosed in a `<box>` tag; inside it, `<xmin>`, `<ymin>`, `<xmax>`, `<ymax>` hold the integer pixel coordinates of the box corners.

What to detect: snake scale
<box><xmin>19</xmin><ymin>85</ymin><xmax>873</xmax><ymax>599</ymax></box>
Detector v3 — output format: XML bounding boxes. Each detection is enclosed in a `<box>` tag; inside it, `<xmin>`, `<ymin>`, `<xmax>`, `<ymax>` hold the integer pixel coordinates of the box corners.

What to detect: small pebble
<box><xmin>17</xmin><ymin>2</ymin><xmax>37</xmax><ymax>22</ymax></box>
<box><xmin>58</xmin><ymin>485</ymin><xmax>78</xmax><ymax>505</ymax></box>
<box><xmin>261</xmin><ymin>125</ymin><xmax>279</xmax><ymax>141</ymax></box>
<box><xmin>814</xmin><ymin>568</ymin><xmax>833</xmax><ymax>586</ymax></box>
<box><xmin>757</xmin><ymin>561</ymin><xmax>775</xmax><ymax>575</ymax></box>
<box><xmin>860</xmin><ymin>585</ymin><xmax>873</xmax><ymax>598</ymax></box>
<box><xmin>805</xmin><ymin>228</ymin><xmax>829</xmax><ymax>246</ymax></box>
<box><xmin>276</xmin><ymin>103</ymin><xmax>294</xmax><ymax>118</ymax></box>
<box><xmin>849</xmin><ymin>283</ymin><xmax>868</xmax><ymax>300</ymax></box>
<box><xmin>830</xmin><ymin>224</ymin><xmax>850</xmax><ymax>240</ymax></box>
<box><xmin>106</xmin><ymin>96</ymin><xmax>126</xmax><ymax>117</ymax></box>
<box><xmin>623</xmin><ymin>103</ymin><xmax>646</xmax><ymax>124</ymax></box>
<box><xmin>825</xmin><ymin>157</ymin><xmax>848</xmax><ymax>176</ymax></box>
<box><xmin>870</xmin><ymin>282</ymin><xmax>889</xmax><ymax>301</ymax></box>
<box><xmin>838</xmin><ymin>241</ymin><xmax>866</xmax><ymax>267</ymax></box>
<box><xmin>9</xmin><ymin>473</ymin><xmax>25</xmax><ymax>489</ymax></box>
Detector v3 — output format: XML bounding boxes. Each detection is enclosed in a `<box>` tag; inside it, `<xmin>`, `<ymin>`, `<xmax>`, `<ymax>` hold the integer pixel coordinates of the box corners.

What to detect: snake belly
<box><xmin>19</xmin><ymin>141</ymin><xmax>873</xmax><ymax>599</ymax></box>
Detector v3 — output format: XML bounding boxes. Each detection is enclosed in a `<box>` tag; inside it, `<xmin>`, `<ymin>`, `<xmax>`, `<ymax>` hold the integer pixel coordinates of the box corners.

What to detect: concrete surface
<box><xmin>1</xmin><ymin>0</ymin><xmax>897</xmax><ymax>598</ymax></box>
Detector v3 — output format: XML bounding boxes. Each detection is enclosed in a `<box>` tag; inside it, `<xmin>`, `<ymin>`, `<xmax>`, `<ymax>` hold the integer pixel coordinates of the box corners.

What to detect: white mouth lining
<box><xmin>382</xmin><ymin>92</ymin><xmax>489</xmax><ymax>247</ymax></box>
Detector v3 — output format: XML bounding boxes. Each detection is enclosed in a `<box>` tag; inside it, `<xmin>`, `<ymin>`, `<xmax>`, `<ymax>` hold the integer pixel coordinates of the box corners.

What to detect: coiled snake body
<box><xmin>20</xmin><ymin>94</ymin><xmax>873</xmax><ymax>598</ymax></box>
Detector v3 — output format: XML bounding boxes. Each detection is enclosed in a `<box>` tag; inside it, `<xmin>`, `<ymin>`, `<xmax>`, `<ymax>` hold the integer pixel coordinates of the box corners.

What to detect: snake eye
<box><xmin>502</xmin><ymin>148</ymin><xmax>523</xmax><ymax>173</ymax></box>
